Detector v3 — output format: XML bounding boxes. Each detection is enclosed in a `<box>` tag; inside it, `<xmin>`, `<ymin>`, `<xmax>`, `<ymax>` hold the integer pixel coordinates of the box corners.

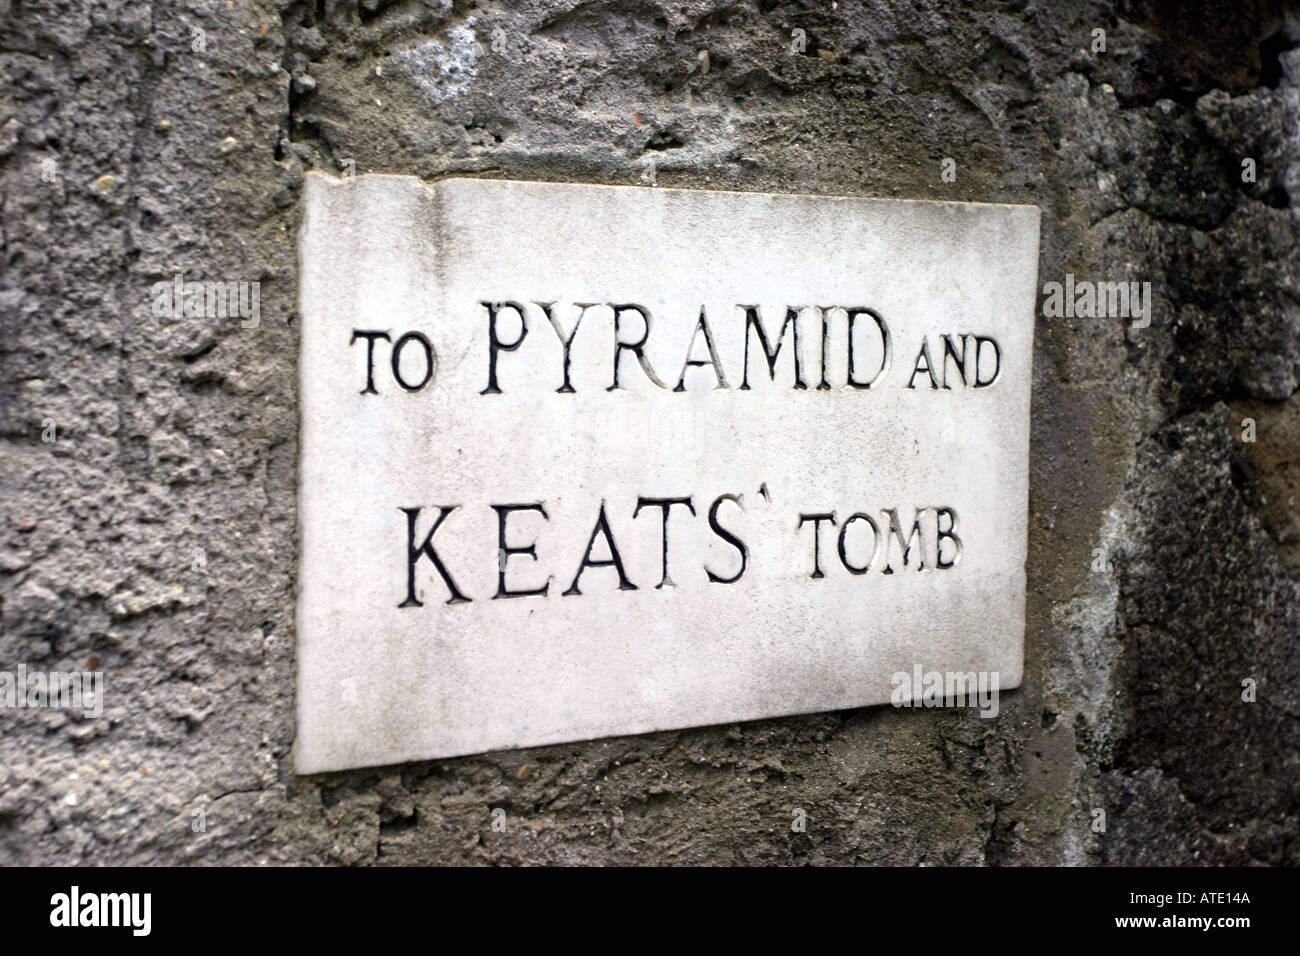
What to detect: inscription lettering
<box><xmin>480</xmin><ymin>301</ymin><xmax>528</xmax><ymax>395</ymax></box>
<box><xmin>395</xmin><ymin>499</ymin><xmax>961</xmax><ymax>603</ymax></box>
<box><xmin>436</xmin><ymin>301</ymin><xmax>993</xmax><ymax>395</ymax></box>
<box><xmin>400</xmin><ymin>505</ymin><xmax>471</xmax><ymax>607</ymax></box>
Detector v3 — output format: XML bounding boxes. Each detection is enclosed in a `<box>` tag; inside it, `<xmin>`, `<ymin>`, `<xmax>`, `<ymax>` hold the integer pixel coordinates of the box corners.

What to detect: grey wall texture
<box><xmin>1</xmin><ymin>0</ymin><xmax>1297</xmax><ymax>865</ymax></box>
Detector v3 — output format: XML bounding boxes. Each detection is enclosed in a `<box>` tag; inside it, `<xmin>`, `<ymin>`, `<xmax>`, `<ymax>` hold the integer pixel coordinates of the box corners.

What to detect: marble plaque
<box><xmin>295</xmin><ymin>173</ymin><xmax>1039</xmax><ymax>773</ymax></box>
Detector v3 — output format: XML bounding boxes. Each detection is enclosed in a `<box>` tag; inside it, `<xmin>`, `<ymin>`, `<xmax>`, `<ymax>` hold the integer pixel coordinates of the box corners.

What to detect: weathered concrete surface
<box><xmin>1</xmin><ymin>0</ymin><xmax>1296</xmax><ymax>864</ymax></box>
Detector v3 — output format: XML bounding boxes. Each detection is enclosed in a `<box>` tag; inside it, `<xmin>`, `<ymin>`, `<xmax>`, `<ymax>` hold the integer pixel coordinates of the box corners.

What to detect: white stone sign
<box><xmin>295</xmin><ymin>173</ymin><xmax>1040</xmax><ymax>774</ymax></box>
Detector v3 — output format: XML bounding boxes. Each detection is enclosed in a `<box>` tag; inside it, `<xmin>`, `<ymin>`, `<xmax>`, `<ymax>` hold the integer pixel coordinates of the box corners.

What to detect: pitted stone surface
<box><xmin>0</xmin><ymin>0</ymin><xmax>1296</xmax><ymax>864</ymax></box>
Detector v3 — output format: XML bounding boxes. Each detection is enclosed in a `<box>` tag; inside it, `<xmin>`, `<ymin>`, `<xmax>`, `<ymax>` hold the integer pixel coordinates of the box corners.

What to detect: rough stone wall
<box><xmin>1</xmin><ymin>0</ymin><xmax>1296</xmax><ymax>865</ymax></box>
